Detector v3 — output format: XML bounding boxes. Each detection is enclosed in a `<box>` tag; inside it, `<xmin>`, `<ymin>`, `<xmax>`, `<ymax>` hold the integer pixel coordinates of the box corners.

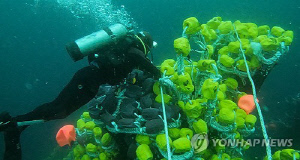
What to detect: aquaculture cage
<box><xmin>52</xmin><ymin>16</ymin><xmax>298</xmax><ymax>160</ymax></box>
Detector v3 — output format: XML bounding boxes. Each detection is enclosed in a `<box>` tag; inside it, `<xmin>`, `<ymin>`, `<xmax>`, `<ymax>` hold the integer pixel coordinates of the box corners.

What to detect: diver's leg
<box><xmin>1</xmin><ymin>66</ymin><xmax>105</xmax><ymax>160</ymax></box>
<box><xmin>0</xmin><ymin>111</ymin><xmax>21</xmax><ymax>160</ymax></box>
<box><xmin>3</xmin><ymin>126</ymin><xmax>26</xmax><ymax>160</ymax></box>
<box><xmin>13</xmin><ymin>66</ymin><xmax>104</xmax><ymax>122</ymax></box>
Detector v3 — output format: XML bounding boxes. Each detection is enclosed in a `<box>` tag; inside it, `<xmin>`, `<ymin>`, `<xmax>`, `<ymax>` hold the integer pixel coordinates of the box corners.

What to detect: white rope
<box><xmin>160</xmin><ymin>71</ymin><xmax>172</xmax><ymax>160</ymax></box>
<box><xmin>182</xmin><ymin>26</ymin><xmax>188</xmax><ymax>38</ymax></box>
<box><xmin>293</xmin><ymin>150</ymin><xmax>300</xmax><ymax>160</ymax></box>
<box><xmin>177</xmin><ymin>54</ymin><xmax>185</xmax><ymax>75</ymax></box>
<box><xmin>234</xmin><ymin>25</ymin><xmax>272</xmax><ymax>160</ymax></box>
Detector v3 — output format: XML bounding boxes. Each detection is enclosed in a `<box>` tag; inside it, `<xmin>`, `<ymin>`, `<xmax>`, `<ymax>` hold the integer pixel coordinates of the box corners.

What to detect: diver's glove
<box><xmin>0</xmin><ymin>112</ymin><xmax>17</xmax><ymax>132</ymax></box>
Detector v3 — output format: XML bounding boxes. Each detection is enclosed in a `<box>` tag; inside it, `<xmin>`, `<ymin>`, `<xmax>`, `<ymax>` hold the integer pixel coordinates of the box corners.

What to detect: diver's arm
<box><xmin>127</xmin><ymin>47</ymin><xmax>161</xmax><ymax>79</ymax></box>
<box><xmin>239</xmin><ymin>64</ymin><xmax>276</xmax><ymax>93</ymax></box>
<box><xmin>13</xmin><ymin>66</ymin><xmax>103</xmax><ymax>122</ymax></box>
<box><xmin>252</xmin><ymin>68</ymin><xmax>270</xmax><ymax>92</ymax></box>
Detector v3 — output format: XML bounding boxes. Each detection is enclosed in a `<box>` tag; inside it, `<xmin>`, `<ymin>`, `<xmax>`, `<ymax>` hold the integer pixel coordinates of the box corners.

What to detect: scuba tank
<box><xmin>66</xmin><ymin>23</ymin><xmax>129</xmax><ymax>61</ymax></box>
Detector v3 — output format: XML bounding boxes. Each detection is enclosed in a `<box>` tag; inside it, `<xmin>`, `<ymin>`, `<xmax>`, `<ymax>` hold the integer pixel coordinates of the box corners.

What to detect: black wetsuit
<box><xmin>3</xmin><ymin>36</ymin><xmax>160</xmax><ymax>160</ymax></box>
<box><xmin>14</xmin><ymin>38</ymin><xmax>160</xmax><ymax>122</ymax></box>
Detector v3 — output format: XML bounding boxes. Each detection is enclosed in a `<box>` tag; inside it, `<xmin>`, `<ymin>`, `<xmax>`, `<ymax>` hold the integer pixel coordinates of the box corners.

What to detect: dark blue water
<box><xmin>0</xmin><ymin>0</ymin><xmax>299</xmax><ymax>159</ymax></box>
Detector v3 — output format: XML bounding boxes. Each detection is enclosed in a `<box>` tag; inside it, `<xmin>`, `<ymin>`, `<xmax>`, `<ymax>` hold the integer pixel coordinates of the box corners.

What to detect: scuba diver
<box><xmin>0</xmin><ymin>24</ymin><xmax>160</xmax><ymax>160</ymax></box>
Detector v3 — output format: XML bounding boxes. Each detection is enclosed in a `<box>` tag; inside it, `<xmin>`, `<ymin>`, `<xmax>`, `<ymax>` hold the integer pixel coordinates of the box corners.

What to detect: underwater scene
<box><xmin>0</xmin><ymin>0</ymin><xmax>300</xmax><ymax>160</ymax></box>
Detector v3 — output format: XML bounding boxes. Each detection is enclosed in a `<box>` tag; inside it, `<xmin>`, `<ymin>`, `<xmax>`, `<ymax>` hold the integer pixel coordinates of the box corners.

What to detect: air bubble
<box><xmin>56</xmin><ymin>0</ymin><xmax>138</xmax><ymax>29</ymax></box>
